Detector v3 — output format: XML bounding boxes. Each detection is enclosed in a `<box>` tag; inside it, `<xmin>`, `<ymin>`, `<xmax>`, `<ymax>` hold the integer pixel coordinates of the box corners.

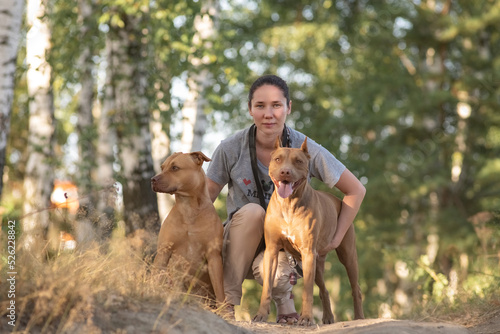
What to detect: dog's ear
<box><xmin>190</xmin><ymin>152</ymin><xmax>211</xmax><ymax>166</ymax></box>
<box><xmin>274</xmin><ymin>136</ymin><xmax>282</xmax><ymax>149</ymax></box>
<box><xmin>301</xmin><ymin>137</ymin><xmax>309</xmax><ymax>154</ymax></box>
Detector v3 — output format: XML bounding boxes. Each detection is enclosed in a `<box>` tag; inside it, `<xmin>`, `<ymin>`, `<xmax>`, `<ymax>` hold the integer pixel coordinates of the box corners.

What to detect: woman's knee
<box><xmin>242</xmin><ymin>203</ymin><xmax>265</xmax><ymax>220</ymax></box>
<box><xmin>231</xmin><ymin>203</ymin><xmax>265</xmax><ymax>231</ymax></box>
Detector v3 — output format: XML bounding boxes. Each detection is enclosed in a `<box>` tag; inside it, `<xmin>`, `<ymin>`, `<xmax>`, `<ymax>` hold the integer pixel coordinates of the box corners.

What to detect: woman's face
<box><xmin>249</xmin><ymin>84</ymin><xmax>291</xmax><ymax>136</ymax></box>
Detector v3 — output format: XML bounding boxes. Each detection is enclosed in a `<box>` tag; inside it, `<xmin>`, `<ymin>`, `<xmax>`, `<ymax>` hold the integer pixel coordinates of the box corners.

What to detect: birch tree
<box><xmin>76</xmin><ymin>0</ymin><xmax>97</xmax><ymax>204</ymax></box>
<box><xmin>0</xmin><ymin>0</ymin><xmax>24</xmax><ymax>199</ymax></box>
<box><xmin>105</xmin><ymin>4</ymin><xmax>158</xmax><ymax>234</ymax></box>
<box><xmin>95</xmin><ymin>38</ymin><xmax>118</xmax><ymax>229</ymax></box>
<box><xmin>180</xmin><ymin>1</ymin><xmax>219</xmax><ymax>152</ymax></box>
<box><xmin>69</xmin><ymin>0</ymin><xmax>101</xmax><ymax>244</ymax></box>
<box><xmin>147</xmin><ymin>0</ymin><xmax>204</xmax><ymax>221</ymax></box>
<box><xmin>150</xmin><ymin>91</ymin><xmax>173</xmax><ymax>221</ymax></box>
<box><xmin>23</xmin><ymin>0</ymin><xmax>56</xmax><ymax>250</ymax></box>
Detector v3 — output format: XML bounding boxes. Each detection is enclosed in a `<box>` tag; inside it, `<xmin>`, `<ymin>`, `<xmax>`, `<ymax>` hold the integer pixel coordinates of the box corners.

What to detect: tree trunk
<box><xmin>107</xmin><ymin>7</ymin><xmax>158</xmax><ymax>234</ymax></box>
<box><xmin>150</xmin><ymin>108</ymin><xmax>173</xmax><ymax>221</ymax></box>
<box><xmin>180</xmin><ymin>1</ymin><xmax>218</xmax><ymax>153</ymax></box>
<box><xmin>180</xmin><ymin>76</ymin><xmax>209</xmax><ymax>153</ymax></box>
<box><xmin>94</xmin><ymin>18</ymin><xmax>120</xmax><ymax>234</ymax></box>
<box><xmin>73</xmin><ymin>0</ymin><xmax>100</xmax><ymax>244</ymax></box>
<box><xmin>76</xmin><ymin>0</ymin><xmax>97</xmax><ymax>205</ymax></box>
<box><xmin>0</xmin><ymin>0</ymin><xmax>24</xmax><ymax>199</ymax></box>
<box><xmin>23</xmin><ymin>0</ymin><xmax>56</xmax><ymax>250</ymax></box>
<box><xmin>149</xmin><ymin>41</ymin><xmax>174</xmax><ymax>222</ymax></box>
<box><xmin>95</xmin><ymin>53</ymin><xmax>118</xmax><ymax>235</ymax></box>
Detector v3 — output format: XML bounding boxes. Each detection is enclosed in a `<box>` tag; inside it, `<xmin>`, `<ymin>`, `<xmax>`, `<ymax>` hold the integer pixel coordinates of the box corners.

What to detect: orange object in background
<box><xmin>59</xmin><ymin>231</ymin><xmax>77</xmax><ymax>251</ymax></box>
<box><xmin>50</xmin><ymin>180</ymin><xmax>79</xmax><ymax>214</ymax></box>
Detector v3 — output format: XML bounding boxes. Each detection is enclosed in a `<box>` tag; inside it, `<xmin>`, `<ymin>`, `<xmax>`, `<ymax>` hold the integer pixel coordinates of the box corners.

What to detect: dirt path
<box><xmin>234</xmin><ymin>318</ymin><xmax>471</xmax><ymax>334</ymax></box>
<box><xmin>5</xmin><ymin>301</ymin><xmax>499</xmax><ymax>333</ymax></box>
<box><xmin>85</xmin><ymin>302</ymin><xmax>499</xmax><ymax>334</ymax></box>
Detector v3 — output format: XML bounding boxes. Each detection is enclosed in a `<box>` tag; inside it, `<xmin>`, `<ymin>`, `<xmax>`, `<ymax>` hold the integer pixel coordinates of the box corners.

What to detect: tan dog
<box><xmin>253</xmin><ymin>138</ymin><xmax>364</xmax><ymax>325</ymax></box>
<box><xmin>151</xmin><ymin>152</ymin><xmax>225</xmax><ymax>307</ymax></box>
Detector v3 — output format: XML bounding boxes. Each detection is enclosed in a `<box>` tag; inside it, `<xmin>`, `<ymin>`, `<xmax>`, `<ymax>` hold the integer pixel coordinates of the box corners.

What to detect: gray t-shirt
<box><xmin>206</xmin><ymin>126</ymin><xmax>346</xmax><ymax>222</ymax></box>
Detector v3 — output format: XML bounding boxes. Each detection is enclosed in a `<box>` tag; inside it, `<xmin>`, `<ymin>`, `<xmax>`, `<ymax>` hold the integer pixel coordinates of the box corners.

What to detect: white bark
<box><xmin>180</xmin><ymin>1</ymin><xmax>218</xmax><ymax>153</ymax></box>
<box><xmin>180</xmin><ymin>76</ymin><xmax>208</xmax><ymax>153</ymax></box>
<box><xmin>95</xmin><ymin>32</ymin><xmax>118</xmax><ymax>215</ymax></box>
<box><xmin>76</xmin><ymin>0</ymin><xmax>97</xmax><ymax>202</ymax></box>
<box><xmin>150</xmin><ymin>109</ymin><xmax>173</xmax><ymax>220</ymax></box>
<box><xmin>0</xmin><ymin>0</ymin><xmax>24</xmax><ymax>197</ymax></box>
<box><xmin>74</xmin><ymin>0</ymin><xmax>101</xmax><ymax>244</ymax></box>
<box><xmin>106</xmin><ymin>8</ymin><xmax>158</xmax><ymax>233</ymax></box>
<box><xmin>23</xmin><ymin>0</ymin><xmax>56</xmax><ymax>250</ymax></box>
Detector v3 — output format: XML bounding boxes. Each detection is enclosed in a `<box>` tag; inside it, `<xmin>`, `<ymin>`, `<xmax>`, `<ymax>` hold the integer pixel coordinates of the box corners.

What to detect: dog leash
<box><xmin>249</xmin><ymin>124</ymin><xmax>302</xmax><ymax>283</ymax></box>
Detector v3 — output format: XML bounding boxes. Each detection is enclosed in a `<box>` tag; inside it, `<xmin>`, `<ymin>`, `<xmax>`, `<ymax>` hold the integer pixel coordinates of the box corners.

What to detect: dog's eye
<box><xmin>296</xmin><ymin>159</ymin><xmax>303</xmax><ymax>164</ymax></box>
<box><xmin>274</xmin><ymin>157</ymin><xmax>281</xmax><ymax>163</ymax></box>
<box><xmin>171</xmin><ymin>165</ymin><xmax>179</xmax><ymax>171</ymax></box>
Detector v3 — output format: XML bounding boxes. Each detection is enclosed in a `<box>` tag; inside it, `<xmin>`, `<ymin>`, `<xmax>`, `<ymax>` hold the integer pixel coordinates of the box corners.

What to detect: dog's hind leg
<box><xmin>315</xmin><ymin>255</ymin><xmax>335</xmax><ymax>324</ymax></box>
<box><xmin>335</xmin><ymin>226</ymin><xmax>364</xmax><ymax>319</ymax></box>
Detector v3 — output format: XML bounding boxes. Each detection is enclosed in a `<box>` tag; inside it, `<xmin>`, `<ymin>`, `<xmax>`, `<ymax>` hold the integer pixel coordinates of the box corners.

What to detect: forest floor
<box><xmin>2</xmin><ymin>230</ymin><xmax>498</xmax><ymax>334</ymax></box>
<box><xmin>59</xmin><ymin>300</ymin><xmax>500</xmax><ymax>334</ymax></box>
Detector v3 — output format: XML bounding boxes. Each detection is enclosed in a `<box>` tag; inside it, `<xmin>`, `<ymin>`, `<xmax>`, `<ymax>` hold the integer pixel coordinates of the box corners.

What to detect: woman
<box><xmin>207</xmin><ymin>75</ymin><xmax>365</xmax><ymax>323</ymax></box>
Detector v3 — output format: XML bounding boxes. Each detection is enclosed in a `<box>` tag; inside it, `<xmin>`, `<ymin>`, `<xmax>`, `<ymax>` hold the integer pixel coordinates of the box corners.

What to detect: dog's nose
<box><xmin>280</xmin><ymin>169</ymin><xmax>291</xmax><ymax>176</ymax></box>
<box><xmin>151</xmin><ymin>176</ymin><xmax>158</xmax><ymax>191</ymax></box>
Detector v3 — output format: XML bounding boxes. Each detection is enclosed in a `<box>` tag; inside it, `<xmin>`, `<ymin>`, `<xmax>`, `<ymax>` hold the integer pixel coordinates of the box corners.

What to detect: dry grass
<box><xmin>0</xmin><ymin>229</ymin><xmax>224</xmax><ymax>333</ymax></box>
<box><xmin>416</xmin><ymin>293</ymin><xmax>500</xmax><ymax>329</ymax></box>
<box><xmin>403</xmin><ymin>273</ymin><xmax>500</xmax><ymax>331</ymax></box>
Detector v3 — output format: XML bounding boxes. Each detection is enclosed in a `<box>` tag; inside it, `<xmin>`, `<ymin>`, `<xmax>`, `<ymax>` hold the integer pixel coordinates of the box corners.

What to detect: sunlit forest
<box><xmin>1</xmin><ymin>0</ymin><xmax>499</xmax><ymax>332</ymax></box>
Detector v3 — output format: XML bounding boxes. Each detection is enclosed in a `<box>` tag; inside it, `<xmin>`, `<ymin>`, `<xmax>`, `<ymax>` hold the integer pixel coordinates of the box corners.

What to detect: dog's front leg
<box><xmin>206</xmin><ymin>248</ymin><xmax>226</xmax><ymax>306</ymax></box>
<box><xmin>299</xmin><ymin>250</ymin><xmax>317</xmax><ymax>326</ymax></box>
<box><xmin>253</xmin><ymin>243</ymin><xmax>280</xmax><ymax>322</ymax></box>
<box><xmin>153</xmin><ymin>244</ymin><xmax>173</xmax><ymax>281</ymax></box>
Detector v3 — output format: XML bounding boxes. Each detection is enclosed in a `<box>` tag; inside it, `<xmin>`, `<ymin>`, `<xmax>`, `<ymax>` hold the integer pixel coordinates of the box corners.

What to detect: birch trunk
<box><xmin>76</xmin><ymin>0</ymin><xmax>97</xmax><ymax>204</ymax></box>
<box><xmin>0</xmin><ymin>0</ymin><xmax>24</xmax><ymax>198</ymax></box>
<box><xmin>150</xmin><ymin>46</ymin><xmax>174</xmax><ymax>221</ymax></box>
<box><xmin>73</xmin><ymin>0</ymin><xmax>100</xmax><ymax>244</ymax></box>
<box><xmin>107</xmin><ymin>7</ymin><xmax>158</xmax><ymax>234</ymax></box>
<box><xmin>95</xmin><ymin>22</ymin><xmax>119</xmax><ymax>231</ymax></box>
<box><xmin>150</xmin><ymin>108</ymin><xmax>173</xmax><ymax>221</ymax></box>
<box><xmin>23</xmin><ymin>0</ymin><xmax>56</xmax><ymax>250</ymax></box>
<box><xmin>180</xmin><ymin>1</ymin><xmax>218</xmax><ymax>153</ymax></box>
<box><xmin>180</xmin><ymin>76</ymin><xmax>208</xmax><ymax>153</ymax></box>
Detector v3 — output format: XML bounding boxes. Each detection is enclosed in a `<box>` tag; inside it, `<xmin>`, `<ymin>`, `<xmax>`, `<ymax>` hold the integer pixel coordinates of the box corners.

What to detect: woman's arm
<box><xmin>320</xmin><ymin>168</ymin><xmax>366</xmax><ymax>255</ymax></box>
<box><xmin>207</xmin><ymin>177</ymin><xmax>224</xmax><ymax>203</ymax></box>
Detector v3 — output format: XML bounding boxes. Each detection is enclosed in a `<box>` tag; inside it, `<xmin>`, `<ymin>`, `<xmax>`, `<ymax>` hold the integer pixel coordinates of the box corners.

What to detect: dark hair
<box><xmin>248</xmin><ymin>75</ymin><xmax>290</xmax><ymax>106</ymax></box>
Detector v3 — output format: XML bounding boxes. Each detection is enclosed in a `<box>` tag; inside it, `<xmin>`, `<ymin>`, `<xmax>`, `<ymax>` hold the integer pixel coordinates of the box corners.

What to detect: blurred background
<box><xmin>1</xmin><ymin>0</ymin><xmax>499</xmax><ymax>323</ymax></box>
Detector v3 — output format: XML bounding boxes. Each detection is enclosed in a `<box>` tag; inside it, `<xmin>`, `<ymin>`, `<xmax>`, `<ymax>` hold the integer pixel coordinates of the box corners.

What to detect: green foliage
<box><xmin>224</xmin><ymin>0</ymin><xmax>500</xmax><ymax>320</ymax></box>
<box><xmin>6</xmin><ymin>0</ymin><xmax>500</xmax><ymax>324</ymax></box>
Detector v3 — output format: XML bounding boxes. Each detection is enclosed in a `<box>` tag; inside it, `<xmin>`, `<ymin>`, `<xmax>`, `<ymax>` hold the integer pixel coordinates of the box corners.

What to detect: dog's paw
<box><xmin>252</xmin><ymin>312</ymin><xmax>268</xmax><ymax>323</ymax></box>
<box><xmin>298</xmin><ymin>314</ymin><xmax>315</xmax><ymax>326</ymax></box>
<box><xmin>322</xmin><ymin>313</ymin><xmax>335</xmax><ymax>324</ymax></box>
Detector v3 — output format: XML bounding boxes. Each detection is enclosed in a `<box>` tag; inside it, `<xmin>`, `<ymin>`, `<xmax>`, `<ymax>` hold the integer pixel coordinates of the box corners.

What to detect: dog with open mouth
<box><xmin>253</xmin><ymin>137</ymin><xmax>364</xmax><ymax>325</ymax></box>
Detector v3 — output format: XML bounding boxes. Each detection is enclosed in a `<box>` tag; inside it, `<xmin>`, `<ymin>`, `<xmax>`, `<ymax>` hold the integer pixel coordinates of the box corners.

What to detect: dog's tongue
<box><xmin>277</xmin><ymin>181</ymin><xmax>293</xmax><ymax>198</ymax></box>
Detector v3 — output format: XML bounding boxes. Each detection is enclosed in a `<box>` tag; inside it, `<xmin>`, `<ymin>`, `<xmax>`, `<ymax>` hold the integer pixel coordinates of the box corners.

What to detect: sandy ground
<box><xmin>81</xmin><ymin>302</ymin><xmax>499</xmax><ymax>334</ymax></box>
<box><xmin>235</xmin><ymin>319</ymin><xmax>472</xmax><ymax>334</ymax></box>
<box><xmin>3</xmin><ymin>297</ymin><xmax>499</xmax><ymax>333</ymax></box>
